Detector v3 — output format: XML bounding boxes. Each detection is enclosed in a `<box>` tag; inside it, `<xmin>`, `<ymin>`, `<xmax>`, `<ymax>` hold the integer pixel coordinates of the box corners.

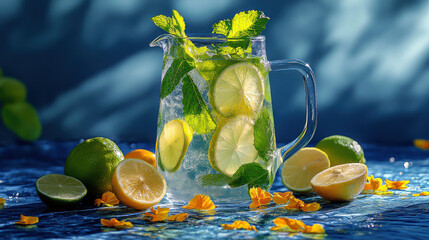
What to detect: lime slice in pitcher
<box><xmin>208</xmin><ymin>115</ymin><xmax>258</xmax><ymax>177</ymax></box>
<box><xmin>158</xmin><ymin>119</ymin><xmax>193</xmax><ymax>172</ymax></box>
<box><xmin>210</xmin><ymin>62</ymin><xmax>264</xmax><ymax>116</ymax></box>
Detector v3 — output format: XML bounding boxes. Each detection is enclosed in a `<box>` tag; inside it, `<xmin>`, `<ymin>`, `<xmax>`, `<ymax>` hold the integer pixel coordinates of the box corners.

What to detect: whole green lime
<box><xmin>64</xmin><ymin>137</ymin><xmax>124</xmax><ymax>197</ymax></box>
<box><xmin>315</xmin><ymin>135</ymin><xmax>365</xmax><ymax>167</ymax></box>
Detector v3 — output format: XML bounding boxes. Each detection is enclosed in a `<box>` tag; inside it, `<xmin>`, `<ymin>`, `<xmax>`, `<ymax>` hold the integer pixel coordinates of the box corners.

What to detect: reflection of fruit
<box><xmin>210</xmin><ymin>62</ymin><xmax>264</xmax><ymax>117</ymax></box>
<box><xmin>1</xmin><ymin>101</ymin><xmax>42</xmax><ymax>141</ymax></box>
<box><xmin>64</xmin><ymin>137</ymin><xmax>124</xmax><ymax>197</ymax></box>
<box><xmin>311</xmin><ymin>163</ymin><xmax>368</xmax><ymax>201</ymax></box>
<box><xmin>36</xmin><ymin>174</ymin><xmax>87</xmax><ymax>208</ymax></box>
<box><xmin>0</xmin><ymin>77</ymin><xmax>26</xmax><ymax>103</ymax></box>
<box><xmin>208</xmin><ymin>115</ymin><xmax>258</xmax><ymax>177</ymax></box>
<box><xmin>125</xmin><ymin>149</ymin><xmax>156</xmax><ymax>169</ymax></box>
<box><xmin>281</xmin><ymin>148</ymin><xmax>330</xmax><ymax>193</ymax></box>
<box><xmin>111</xmin><ymin>158</ymin><xmax>166</xmax><ymax>210</ymax></box>
<box><xmin>316</xmin><ymin>135</ymin><xmax>365</xmax><ymax>166</ymax></box>
<box><xmin>158</xmin><ymin>119</ymin><xmax>193</xmax><ymax>172</ymax></box>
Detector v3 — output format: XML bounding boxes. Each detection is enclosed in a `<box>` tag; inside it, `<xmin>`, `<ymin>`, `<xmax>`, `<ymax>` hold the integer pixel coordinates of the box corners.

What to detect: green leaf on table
<box><xmin>228</xmin><ymin>162</ymin><xmax>270</xmax><ymax>189</ymax></box>
<box><xmin>1</xmin><ymin>101</ymin><xmax>42</xmax><ymax>141</ymax></box>
<box><xmin>160</xmin><ymin>59</ymin><xmax>193</xmax><ymax>98</ymax></box>
<box><xmin>201</xmin><ymin>174</ymin><xmax>231</xmax><ymax>186</ymax></box>
<box><xmin>212</xmin><ymin>10</ymin><xmax>269</xmax><ymax>38</ymax></box>
<box><xmin>152</xmin><ymin>10</ymin><xmax>187</xmax><ymax>37</ymax></box>
<box><xmin>182</xmin><ymin>74</ymin><xmax>216</xmax><ymax>134</ymax></box>
<box><xmin>253</xmin><ymin>108</ymin><xmax>276</xmax><ymax>163</ymax></box>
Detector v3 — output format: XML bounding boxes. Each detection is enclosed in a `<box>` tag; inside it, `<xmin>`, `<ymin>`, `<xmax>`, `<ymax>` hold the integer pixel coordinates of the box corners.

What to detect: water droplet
<box><xmin>404</xmin><ymin>162</ymin><xmax>409</xmax><ymax>168</ymax></box>
<box><xmin>389</xmin><ymin>157</ymin><xmax>395</xmax><ymax>163</ymax></box>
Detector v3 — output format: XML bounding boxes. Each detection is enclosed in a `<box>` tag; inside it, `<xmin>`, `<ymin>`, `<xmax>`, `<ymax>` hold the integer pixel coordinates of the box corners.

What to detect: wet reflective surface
<box><xmin>1</xmin><ymin>141</ymin><xmax>428</xmax><ymax>239</ymax></box>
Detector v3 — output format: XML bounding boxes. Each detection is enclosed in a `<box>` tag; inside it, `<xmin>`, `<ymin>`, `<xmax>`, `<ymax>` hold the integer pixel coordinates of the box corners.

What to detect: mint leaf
<box><xmin>152</xmin><ymin>10</ymin><xmax>186</xmax><ymax>37</ymax></box>
<box><xmin>228</xmin><ymin>162</ymin><xmax>270</xmax><ymax>189</ymax></box>
<box><xmin>254</xmin><ymin>108</ymin><xmax>276</xmax><ymax>163</ymax></box>
<box><xmin>160</xmin><ymin>59</ymin><xmax>193</xmax><ymax>99</ymax></box>
<box><xmin>201</xmin><ymin>174</ymin><xmax>231</xmax><ymax>186</ymax></box>
<box><xmin>212</xmin><ymin>10</ymin><xmax>269</xmax><ymax>38</ymax></box>
<box><xmin>182</xmin><ymin>75</ymin><xmax>216</xmax><ymax>134</ymax></box>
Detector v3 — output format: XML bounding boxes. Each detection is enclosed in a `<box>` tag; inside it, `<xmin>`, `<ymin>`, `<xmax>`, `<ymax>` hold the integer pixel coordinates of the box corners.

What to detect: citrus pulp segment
<box><xmin>111</xmin><ymin>158</ymin><xmax>166</xmax><ymax>210</ymax></box>
<box><xmin>310</xmin><ymin>163</ymin><xmax>368</xmax><ymax>201</ymax></box>
<box><xmin>280</xmin><ymin>148</ymin><xmax>330</xmax><ymax>193</ymax></box>
<box><xmin>35</xmin><ymin>174</ymin><xmax>87</xmax><ymax>208</ymax></box>
<box><xmin>210</xmin><ymin>62</ymin><xmax>264</xmax><ymax>117</ymax></box>
<box><xmin>208</xmin><ymin>115</ymin><xmax>258</xmax><ymax>177</ymax></box>
<box><xmin>158</xmin><ymin>119</ymin><xmax>193</xmax><ymax>172</ymax></box>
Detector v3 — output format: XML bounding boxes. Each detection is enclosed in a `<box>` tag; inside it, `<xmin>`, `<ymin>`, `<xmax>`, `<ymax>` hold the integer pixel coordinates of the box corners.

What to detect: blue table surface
<box><xmin>1</xmin><ymin>141</ymin><xmax>429</xmax><ymax>239</ymax></box>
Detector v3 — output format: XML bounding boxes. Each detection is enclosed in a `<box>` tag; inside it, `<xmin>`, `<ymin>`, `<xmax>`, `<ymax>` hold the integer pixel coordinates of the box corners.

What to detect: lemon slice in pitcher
<box><xmin>210</xmin><ymin>62</ymin><xmax>264</xmax><ymax>116</ymax></box>
<box><xmin>158</xmin><ymin>119</ymin><xmax>193</xmax><ymax>172</ymax></box>
<box><xmin>208</xmin><ymin>115</ymin><xmax>258</xmax><ymax>177</ymax></box>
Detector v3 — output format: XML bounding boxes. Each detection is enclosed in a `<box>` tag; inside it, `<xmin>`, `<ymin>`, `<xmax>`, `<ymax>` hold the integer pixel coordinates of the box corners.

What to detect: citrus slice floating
<box><xmin>281</xmin><ymin>148</ymin><xmax>330</xmax><ymax>193</ymax></box>
<box><xmin>35</xmin><ymin>174</ymin><xmax>87</xmax><ymax>209</ymax></box>
<box><xmin>210</xmin><ymin>62</ymin><xmax>264</xmax><ymax>117</ymax></box>
<box><xmin>111</xmin><ymin>158</ymin><xmax>167</xmax><ymax>210</ymax></box>
<box><xmin>208</xmin><ymin>115</ymin><xmax>258</xmax><ymax>177</ymax></box>
<box><xmin>311</xmin><ymin>163</ymin><xmax>368</xmax><ymax>201</ymax></box>
<box><xmin>158</xmin><ymin>119</ymin><xmax>193</xmax><ymax>172</ymax></box>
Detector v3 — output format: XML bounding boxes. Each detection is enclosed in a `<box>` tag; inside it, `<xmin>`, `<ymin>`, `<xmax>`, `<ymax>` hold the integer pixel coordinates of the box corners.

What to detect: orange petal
<box><xmin>363</xmin><ymin>182</ymin><xmax>373</xmax><ymax>190</ymax></box>
<box><xmin>283</xmin><ymin>196</ymin><xmax>304</xmax><ymax>210</ymax></box>
<box><xmin>249</xmin><ymin>187</ymin><xmax>272</xmax><ymax>208</ymax></box>
<box><xmin>0</xmin><ymin>198</ymin><xmax>5</xmax><ymax>204</ymax></box>
<box><xmin>101</xmin><ymin>218</ymin><xmax>132</xmax><ymax>227</ymax></box>
<box><xmin>168</xmin><ymin>213</ymin><xmax>188</xmax><ymax>222</ymax></box>
<box><xmin>302</xmin><ymin>202</ymin><xmax>321</xmax><ymax>212</ymax></box>
<box><xmin>273</xmin><ymin>192</ymin><xmax>293</xmax><ymax>205</ymax></box>
<box><xmin>145</xmin><ymin>207</ymin><xmax>169</xmax><ymax>222</ymax></box>
<box><xmin>412</xmin><ymin>191</ymin><xmax>429</xmax><ymax>197</ymax></box>
<box><xmin>221</xmin><ymin>220</ymin><xmax>257</xmax><ymax>231</ymax></box>
<box><xmin>414</xmin><ymin>139</ymin><xmax>429</xmax><ymax>150</ymax></box>
<box><xmin>15</xmin><ymin>215</ymin><xmax>39</xmax><ymax>225</ymax></box>
<box><xmin>94</xmin><ymin>198</ymin><xmax>104</xmax><ymax>206</ymax></box>
<box><xmin>385</xmin><ymin>179</ymin><xmax>409</xmax><ymax>190</ymax></box>
<box><xmin>102</xmin><ymin>191</ymin><xmax>120</xmax><ymax>205</ymax></box>
<box><xmin>302</xmin><ymin>224</ymin><xmax>325</xmax><ymax>234</ymax></box>
<box><xmin>183</xmin><ymin>194</ymin><xmax>215</xmax><ymax>210</ymax></box>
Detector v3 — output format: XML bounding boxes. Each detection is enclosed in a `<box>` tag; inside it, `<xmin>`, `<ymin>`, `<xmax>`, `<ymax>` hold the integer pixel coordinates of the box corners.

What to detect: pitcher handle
<box><xmin>269</xmin><ymin>59</ymin><xmax>317</xmax><ymax>162</ymax></box>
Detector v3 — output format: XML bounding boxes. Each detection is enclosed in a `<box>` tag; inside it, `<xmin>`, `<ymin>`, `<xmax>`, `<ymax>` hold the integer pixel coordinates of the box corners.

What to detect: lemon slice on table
<box><xmin>112</xmin><ymin>158</ymin><xmax>167</xmax><ymax>210</ymax></box>
<box><xmin>208</xmin><ymin>115</ymin><xmax>258</xmax><ymax>177</ymax></box>
<box><xmin>158</xmin><ymin>119</ymin><xmax>193</xmax><ymax>172</ymax></box>
<box><xmin>210</xmin><ymin>62</ymin><xmax>264</xmax><ymax>117</ymax></box>
<box><xmin>311</xmin><ymin>163</ymin><xmax>368</xmax><ymax>202</ymax></box>
<box><xmin>281</xmin><ymin>148</ymin><xmax>330</xmax><ymax>193</ymax></box>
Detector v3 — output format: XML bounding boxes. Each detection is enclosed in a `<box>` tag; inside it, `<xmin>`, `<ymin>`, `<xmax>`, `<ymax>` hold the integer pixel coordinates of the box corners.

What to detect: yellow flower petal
<box><xmin>95</xmin><ymin>191</ymin><xmax>120</xmax><ymax>206</ymax></box>
<box><xmin>15</xmin><ymin>215</ymin><xmax>39</xmax><ymax>225</ymax></box>
<box><xmin>302</xmin><ymin>202</ymin><xmax>321</xmax><ymax>212</ymax></box>
<box><xmin>0</xmin><ymin>198</ymin><xmax>5</xmax><ymax>204</ymax></box>
<box><xmin>385</xmin><ymin>179</ymin><xmax>409</xmax><ymax>190</ymax></box>
<box><xmin>282</xmin><ymin>196</ymin><xmax>304</xmax><ymax>210</ymax></box>
<box><xmin>414</xmin><ymin>139</ymin><xmax>429</xmax><ymax>150</ymax></box>
<box><xmin>168</xmin><ymin>213</ymin><xmax>188</xmax><ymax>222</ymax></box>
<box><xmin>273</xmin><ymin>192</ymin><xmax>293</xmax><ymax>205</ymax></box>
<box><xmin>412</xmin><ymin>191</ymin><xmax>429</xmax><ymax>197</ymax></box>
<box><xmin>182</xmin><ymin>194</ymin><xmax>216</xmax><ymax>210</ymax></box>
<box><xmin>100</xmin><ymin>218</ymin><xmax>133</xmax><ymax>228</ymax></box>
<box><xmin>221</xmin><ymin>220</ymin><xmax>257</xmax><ymax>231</ymax></box>
<box><xmin>271</xmin><ymin>217</ymin><xmax>324</xmax><ymax>234</ymax></box>
<box><xmin>249</xmin><ymin>187</ymin><xmax>272</xmax><ymax>208</ymax></box>
<box><xmin>303</xmin><ymin>223</ymin><xmax>325</xmax><ymax>234</ymax></box>
<box><xmin>144</xmin><ymin>207</ymin><xmax>170</xmax><ymax>222</ymax></box>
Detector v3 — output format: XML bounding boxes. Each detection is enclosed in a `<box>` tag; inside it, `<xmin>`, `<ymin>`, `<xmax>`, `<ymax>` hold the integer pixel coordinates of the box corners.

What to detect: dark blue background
<box><xmin>1</xmin><ymin>0</ymin><xmax>428</xmax><ymax>145</ymax></box>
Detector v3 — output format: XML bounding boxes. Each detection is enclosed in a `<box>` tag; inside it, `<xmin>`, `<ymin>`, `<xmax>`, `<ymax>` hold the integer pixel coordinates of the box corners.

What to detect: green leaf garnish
<box><xmin>228</xmin><ymin>162</ymin><xmax>270</xmax><ymax>189</ymax></box>
<box><xmin>182</xmin><ymin>75</ymin><xmax>216</xmax><ymax>134</ymax></box>
<box><xmin>201</xmin><ymin>174</ymin><xmax>231</xmax><ymax>186</ymax></box>
<box><xmin>212</xmin><ymin>10</ymin><xmax>269</xmax><ymax>38</ymax></box>
<box><xmin>152</xmin><ymin>10</ymin><xmax>187</xmax><ymax>37</ymax></box>
<box><xmin>160</xmin><ymin>59</ymin><xmax>193</xmax><ymax>99</ymax></box>
<box><xmin>253</xmin><ymin>108</ymin><xmax>276</xmax><ymax>163</ymax></box>
<box><xmin>1</xmin><ymin>101</ymin><xmax>42</xmax><ymax>141</ymax></box>
<box><xmin>0</xmin><ymin>77</ymin><xmax>27</xmax><ymax>104</ymax></box>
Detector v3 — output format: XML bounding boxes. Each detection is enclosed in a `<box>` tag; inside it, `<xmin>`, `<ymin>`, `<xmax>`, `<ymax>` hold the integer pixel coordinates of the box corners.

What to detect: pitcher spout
<box><xmin>149</xmin><ymin>34</ymin><xmax>173</xmax><ymax>51</ymax></box>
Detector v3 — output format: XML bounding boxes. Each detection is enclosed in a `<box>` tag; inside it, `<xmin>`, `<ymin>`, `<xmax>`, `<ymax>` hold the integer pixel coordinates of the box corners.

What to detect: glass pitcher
<box><xmin>150</xmin><ymin>34</ymin><xmax>316</xmax><ymax>202</ymax></box>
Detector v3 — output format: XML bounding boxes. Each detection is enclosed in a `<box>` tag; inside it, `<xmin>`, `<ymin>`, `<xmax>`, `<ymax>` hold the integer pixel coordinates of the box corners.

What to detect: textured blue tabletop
<box><xmin>1</xmin><ymin>141</ymin><xmax>428</xmax><ymax>239</ymax></box>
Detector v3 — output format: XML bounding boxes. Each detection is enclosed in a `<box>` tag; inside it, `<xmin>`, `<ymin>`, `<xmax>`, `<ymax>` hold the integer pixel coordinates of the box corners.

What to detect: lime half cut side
<box><xmin>210</xmin><ymin>62</ymin><xmax>264</xmax><ymax>117</ymax></box>
<box><xmin>158</xmin><ymin>119</ymin><xmax>193</xmax><ymax>172</ymax></box>
<box><xmin>36</xmin><ymin>174</ymin><xmax>87</xmax><ymax>208</ymax></box>
<box><xmin>209</xmin><ymin>115</ymin><xmax>258</xmax><ymax>177</ymax></box>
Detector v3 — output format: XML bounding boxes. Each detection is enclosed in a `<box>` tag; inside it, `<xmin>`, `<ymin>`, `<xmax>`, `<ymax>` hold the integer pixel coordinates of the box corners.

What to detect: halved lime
<box><xmin>281</xmin><ymin>148</ymin><xmax>330</xmax><ymax>193</ymax></box>
<box><xmin>158</xmin><ymin>119</ymin><xmax>193</xmax><ymax>172</ymax></box>
<box><xmin>35</xmin><ymin>174</ymin><xmax>87</xmax><ymax>208</ymax></box>
<box><xmin>210</xmin><ymin>62</ymin><xmax>264</xmax><ymax>117</ymax></box>
<box><xmin>208</xmin><ymin>115</ymin><xmax>258</xmax><ymax>177</ymax></box>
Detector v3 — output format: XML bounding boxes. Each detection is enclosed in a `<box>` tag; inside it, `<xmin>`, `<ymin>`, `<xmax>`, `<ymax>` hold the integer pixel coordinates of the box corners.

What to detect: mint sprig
<box><xmin>212</xmin><ymin>10</ymin><xmax>269</xmax><ymax>38</ymax></box>
<box><xmin>228</xmin><ymin>162</ymin><xmax>270</xmax><ymax>190</ymax></box>
<box><xmin>253</xmin><ymin>108</ymin><xmax>276</xmax><ymax>163</ymax></box>
<box><xmin>152</xmin><ymin>10</ymin><xmax>187</xmax><ymax>37</ymax></box>
<box><xmin>160</xmin><ymin>59</ymin><xmax>193</xmax><ymax>99</ymax></box>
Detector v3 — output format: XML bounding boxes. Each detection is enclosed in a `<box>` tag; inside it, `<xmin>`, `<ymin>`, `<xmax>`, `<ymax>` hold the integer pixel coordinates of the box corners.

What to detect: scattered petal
<box><xmin>414</xmin><ymin>139</ymin><xmax>429</xmax><ymax>150</ymax></box>
<box><xmin>168</xmin><ymin>213</ymin><xmax>188</xmax><ymax>222</ymax></box>
<box><xmin>182</xmin><ymin>194</ymin><xmax>216</xmax><ymax>210</ymax></box>
<box><xmin>221</xmin><ymin>220</ymin><xmax>257</xmax><ymax>231</ymax></box>
<box><xmin>365</xmin><ymin>175</ymin><xmax>389</xmax><ymax>194</ymax></box>
<box><xmin>282</xmin><ymin>196</ymin><xmax>321</xmax><ymax>212</ymax></box>
<box><xmin>0</xmin><ymin>198</ymin><xmax>5</xmax><ymax>204</ymax></box>
<box><xmin>95</xmin><ymin>191</ymin><xmax>120</xmax><ymax>207</ymax></box>
<box><xmin>273</xmin><ymin>192</ymin><xmax>293</xmax><ymax>205</ymax></box>
<box><xmin>385</xmin><ymin>179</ymin><xmax>409</xmax><ymax>190</ymax></box>
<box><xmin>100</xmin><ymin>218</ymin><xmax>133</xmax><ymax>228</ymax></box>
<box><xmin>412</xmin><ymin>191</ymin><xmax>429</xmax><ymax>197</ymax></box>
<box><xmin>249</xmin><ymin>187</ymin><xmax>272</xmax><ymax>208</ymax></box>
<box><xmin>301</xmin><ymin>202</ymin><xmax>321</xmax><ymax>212</ymax></box>
<box><xmin>15</xmin><ymin>215</ymin><xmax>39</xmax><ymax>225</ymax></box>
<box><xmin>145</xmin><ymin>207</ymin><xmax>170</xmax><ymax>222</ymax></box>
<box><xmin>271</xmin><ymin>217</ymin><xmax>324</xmax><ymax>234</ymax></box>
